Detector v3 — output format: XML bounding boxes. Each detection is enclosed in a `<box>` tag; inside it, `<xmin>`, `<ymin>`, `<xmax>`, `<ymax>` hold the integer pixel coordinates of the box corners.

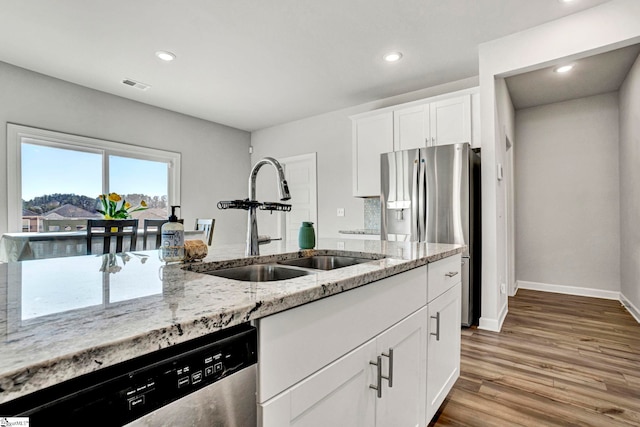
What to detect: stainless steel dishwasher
<box><xmin>0</xmin><ymin>324</ymin><xmax>257</xmax><ymax>426</ymax></box>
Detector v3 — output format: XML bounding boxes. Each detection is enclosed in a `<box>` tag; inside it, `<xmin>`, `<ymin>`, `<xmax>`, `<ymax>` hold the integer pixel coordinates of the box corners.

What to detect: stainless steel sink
<box><xmin>202</xmin><ymin>264</ymin><xmax>311</xmax><ymax>282</ymax></box>
<box><xmin>277</xmin><ymin>255</ymin><xmax>374</xmax><ymax>271</ymax></box>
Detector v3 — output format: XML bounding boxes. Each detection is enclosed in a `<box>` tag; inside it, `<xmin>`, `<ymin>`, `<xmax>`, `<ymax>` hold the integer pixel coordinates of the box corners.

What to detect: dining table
<box><xmin>0</xmin><ymin>230</ymin><xmax>206</xmax><ymax>263</ymax></box>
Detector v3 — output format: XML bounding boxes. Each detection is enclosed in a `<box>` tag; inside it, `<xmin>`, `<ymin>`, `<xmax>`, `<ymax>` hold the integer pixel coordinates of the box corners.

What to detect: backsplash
<box><xmin>364</xmin><ymin>198</ymin><xmax>381</xmax><ymax>231</ymax></box>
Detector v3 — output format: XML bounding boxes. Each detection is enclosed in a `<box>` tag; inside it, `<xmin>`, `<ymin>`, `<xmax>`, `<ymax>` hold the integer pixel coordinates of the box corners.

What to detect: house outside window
<box><xmin>7</xmin><ymin>124</ymin><xmax>181</xmax><ymax>232</ymax></box>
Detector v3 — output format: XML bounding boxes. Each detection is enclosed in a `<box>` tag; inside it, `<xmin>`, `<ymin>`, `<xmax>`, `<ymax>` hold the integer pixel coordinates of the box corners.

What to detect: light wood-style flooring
<box><xmin>430</xmin><ymin>289</ymin><xmax>640</xmax><ymax>427</ymax></box>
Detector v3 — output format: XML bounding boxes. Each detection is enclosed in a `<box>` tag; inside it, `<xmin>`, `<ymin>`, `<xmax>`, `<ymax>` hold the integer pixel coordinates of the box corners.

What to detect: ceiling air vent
<box><xmin>122</xmin><ymin>78</ymin><xmax>151</xmax><ymax>91</ymax></box>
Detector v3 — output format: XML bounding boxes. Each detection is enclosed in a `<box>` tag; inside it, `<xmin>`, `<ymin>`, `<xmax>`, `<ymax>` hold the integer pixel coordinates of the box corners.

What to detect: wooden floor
<box><xmin>430</xmin><ymin>289</ymin><xmax>640</xmax><ymax>427</ymax></box>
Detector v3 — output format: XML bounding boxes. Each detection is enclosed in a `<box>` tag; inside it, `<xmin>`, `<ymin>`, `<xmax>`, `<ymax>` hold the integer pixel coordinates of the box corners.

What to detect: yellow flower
<box><xmin>97</xmin><ymin>193</ymin><xmax>148</xmax><ymax>219</ymax></box>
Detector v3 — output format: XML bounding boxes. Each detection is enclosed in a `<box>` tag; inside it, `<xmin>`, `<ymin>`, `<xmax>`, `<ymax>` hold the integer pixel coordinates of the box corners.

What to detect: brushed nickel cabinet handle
<box><xmin>381</xmin><ymin>348</ymin><xmax>394</xmax><ymax>387</ymax></box>
<box><xmin>431</xmin><ymin>312</ymin><xmax>441</xmax><ymax>341</ymax></box>
<box><xmin>445</xmin><ymin>271</ymin><xmax>459</xmax><ymax>278</ymax></box>
<box><xmin>369</xmin><ymin>356</ymin><xmax>383</xmax><ymax>398</ymax></box>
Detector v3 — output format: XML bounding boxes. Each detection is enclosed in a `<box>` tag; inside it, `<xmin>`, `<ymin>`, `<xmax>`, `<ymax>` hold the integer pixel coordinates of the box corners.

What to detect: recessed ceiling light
<box><xmin>554</xmin><ymin>64</ymin><xmax>574</xmax><ymax>73</ymax></box>
<box><xmin>155</xmin><ymin>51</ymin><xmax>176</xmax><ymax>62</ymax></box>
<box><xmin>383</xmin><ymin>52</ymin><xmax>403</xmax><ymax>63</ymax></box>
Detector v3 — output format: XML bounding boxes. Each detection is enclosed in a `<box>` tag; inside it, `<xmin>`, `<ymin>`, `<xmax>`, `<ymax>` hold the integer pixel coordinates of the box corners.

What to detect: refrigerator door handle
<box><xmin>418</xmin><ymin>156</ymin><xmax>426</xmax><ymax>241</ymax></box>
<box><xmin>411</xmin><ymin>157</ymin><xmax>420</xmax><ymax>240</ymax></box>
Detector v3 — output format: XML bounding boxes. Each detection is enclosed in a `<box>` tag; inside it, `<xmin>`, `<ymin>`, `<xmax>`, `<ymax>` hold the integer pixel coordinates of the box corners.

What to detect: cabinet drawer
<box><xmin>427</xmin><ymin>254</ymin><xmax>461</xmax><ymax>302</ymax></box>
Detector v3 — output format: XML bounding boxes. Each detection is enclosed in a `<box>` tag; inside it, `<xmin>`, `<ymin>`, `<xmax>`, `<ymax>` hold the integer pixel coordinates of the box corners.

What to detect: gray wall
<box><xmin>514</xmin><ymin>93</ymin><xmax>620</xmax><ymax>292</ymax></box>
<box><xmin>250</xmin><ymin>77</ymin><xmax>479</xmax><ymax>239</ymax></box>
<box><xmin>0</xmin><ymin>61</ymin><xmax>251</xmax><ymax>244</ymax></box>
<box><xmin>619</xmin><ymin>53</ymin><xmax>640</xmax><ymax>315</ymax></box>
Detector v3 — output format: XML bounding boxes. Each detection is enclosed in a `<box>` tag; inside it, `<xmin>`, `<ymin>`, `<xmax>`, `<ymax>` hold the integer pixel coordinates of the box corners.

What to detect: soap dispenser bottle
<box><xmin>160</xmin><ymin>205</ymin><xmax>185</xmax><ymax>262</ymax></box>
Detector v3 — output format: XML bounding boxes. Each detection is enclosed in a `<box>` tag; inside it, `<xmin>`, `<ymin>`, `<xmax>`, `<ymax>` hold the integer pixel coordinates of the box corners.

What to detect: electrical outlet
<box><xmin>337</xmin><ymin>208</ymin><xmax>345</xmax><ymax>217</ymax></box>
<box><xmin>337</xmin><ymin>241</ymin><xmax>345</xmax><ymax>250</ymax></box>
<box><xmin>500</xmin><ymin>283</ymin><xmax>506</xmax><ymax>294</ymax></box>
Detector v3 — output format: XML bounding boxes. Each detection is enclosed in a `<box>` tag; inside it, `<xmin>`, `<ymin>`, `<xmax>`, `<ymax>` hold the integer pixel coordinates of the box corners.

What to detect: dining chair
<box><xmin>43</xmin><ymin>219</ymin><xmax>88</xmax><ymax>232</ymax></box>
<box><xmin>86</xmin><ymin>219</ymin><xmax>139</xmax><ymax>255</ymax></box>
<box><xmin>42</xmin><ymin>219</ymin><xmax>89</xmax><ymax>256</ymax></box>
<box><xmin>142</xmin><ymin>218</ymin><xmax>184</xmax><ymax>250</ymax></box>
<box><xmin>195</xmin><ymin>218</ymin><xmax>215</xmax><ymax>246</ymax></box>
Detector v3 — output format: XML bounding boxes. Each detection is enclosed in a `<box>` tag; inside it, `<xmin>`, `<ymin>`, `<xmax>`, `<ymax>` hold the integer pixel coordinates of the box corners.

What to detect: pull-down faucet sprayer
<box><xmin>246</xmin><ymin>157</ymin><xmax>290</xmax><ymax>256</ymax></box>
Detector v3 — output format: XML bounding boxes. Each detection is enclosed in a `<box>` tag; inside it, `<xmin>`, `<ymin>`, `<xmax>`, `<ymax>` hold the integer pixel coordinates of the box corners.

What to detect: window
<box><xmin>7</xmin><ymin>124</ymin><xmax>181</xmax><ymax>232</ymax></box>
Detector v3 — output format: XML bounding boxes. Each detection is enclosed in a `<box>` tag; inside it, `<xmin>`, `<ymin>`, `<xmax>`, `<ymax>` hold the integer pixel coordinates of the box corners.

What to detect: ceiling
<box><xmin>506</xmin><ymin>43</ymin><xmax>640</xmax><ymax>110</ymax></box>
<box><xmin>0</xmin><ymin>0</ymin><xmax>613</xmax><ymax>132</ymax></box>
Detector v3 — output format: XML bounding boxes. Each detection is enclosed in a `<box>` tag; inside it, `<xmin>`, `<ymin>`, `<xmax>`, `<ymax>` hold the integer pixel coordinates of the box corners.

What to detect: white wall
<box><xmin>619</xmin><ymin>54</ymin><xmax>640</xmax><ymax>320</ymax></box>
<box><xmin>250</xmin><ymin>77</ymin><xmax>479</xmax><ymax>240</ymax></box>
<box><xmin>478</xmin><ymin>0</ymin><xmax>640</xmax><ymax>331</ymax></box>
<box><xmin>515</xmin><ymin>93</ymin><xmax>620</xmax><ymax>295</ymax></box>
<box><xmin>0</xmin><ymin>61</ymin><xmax>251</xmax><ymax>244</ymax></box>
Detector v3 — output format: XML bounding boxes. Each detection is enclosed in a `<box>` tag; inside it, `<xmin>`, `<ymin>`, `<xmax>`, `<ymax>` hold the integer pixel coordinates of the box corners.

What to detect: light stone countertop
<box><xmin>338</xmin><ymin>229</ymin><xmax>381</xmax><ymax>235</ymax></box>
<box><xmin>0</xmin><ymin>238</ymin><xmax>464</xmax><ymax>403</ymax></box>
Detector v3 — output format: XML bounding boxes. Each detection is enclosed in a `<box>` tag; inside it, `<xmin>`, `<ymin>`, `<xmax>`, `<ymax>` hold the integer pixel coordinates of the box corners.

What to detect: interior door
<box><xmin>278</xmin><ymin>153</ymin><xmax>318</xmax><ymax>242</ymax></box>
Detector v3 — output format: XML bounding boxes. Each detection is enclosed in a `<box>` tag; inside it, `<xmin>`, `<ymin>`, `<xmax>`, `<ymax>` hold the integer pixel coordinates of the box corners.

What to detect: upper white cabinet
<box><xmin>352</xmin><ymin>111</ymin><xmax>393</xmax><ymax>197</ymax></box>
<box><xmin>394</xmin><ymin>94</ymin><xmax>471</xmax><ymax>151</ymax></box>
<box><xmin>393</xmin><ymin>105</ymin><xmax>429</xmax><ymax>151</ymax></box>
<box><xmin>429</xmin><ymin>95</ymin><xmax>471</xmax><ymax>147</ymax></box>
<box><xmin>351</xmin><ymin>88</ymin><xmax>479</xmax><ymax>197</ymax></box>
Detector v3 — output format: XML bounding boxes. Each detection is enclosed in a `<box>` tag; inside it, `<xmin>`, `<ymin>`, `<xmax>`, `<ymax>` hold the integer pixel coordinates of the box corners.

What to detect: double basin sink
<box><xmin>199</xmin><ymin>254</ymin><xmax>382</xmax><ymax>282</ymax></box>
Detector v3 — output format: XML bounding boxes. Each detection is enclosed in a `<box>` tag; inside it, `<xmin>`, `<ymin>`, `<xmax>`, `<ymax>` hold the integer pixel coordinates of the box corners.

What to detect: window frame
<box><xmin>7</xmin><ymin>123</ymin><xmax>181</xmax><ymax>232</ymax></box>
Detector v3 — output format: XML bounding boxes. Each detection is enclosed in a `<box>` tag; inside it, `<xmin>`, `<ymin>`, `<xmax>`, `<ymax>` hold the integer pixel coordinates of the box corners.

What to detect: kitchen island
<box><xmin>0</xmin><ymin>238</ymin><xmax>463</xmax><ymax>423</ymax></box>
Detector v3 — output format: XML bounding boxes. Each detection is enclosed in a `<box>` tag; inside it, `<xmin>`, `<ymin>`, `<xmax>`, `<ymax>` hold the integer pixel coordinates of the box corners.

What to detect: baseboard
<box><xmin>478</xmin><ymin>297</ymin><xmax>509</xmax><ymax>332</ymax></box>
<box><xmin>497</xmin><ymin>301</ymin><xmax>508</xmax><ymax>330</ymax></box>
<box><xmin>478</xmin><ymin>316</ymin><xmax>500</xmax><ymax>332</ymax></box>
<box><xmin>517</xmin><ymin>280</ymin><xmax>620</xmax><ymax>300</ymax></box>
<box><xmin>620</xmin><ymin>293</ymin><xmax>640</xmax><ymax>324</ymax></box>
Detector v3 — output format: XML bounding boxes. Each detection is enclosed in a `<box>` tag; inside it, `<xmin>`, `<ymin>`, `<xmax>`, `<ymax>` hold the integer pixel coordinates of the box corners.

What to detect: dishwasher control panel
<box><xmin>0</xmin><ymin>324</ymin><xmax>257</xmax><ymax>426</ymax></box>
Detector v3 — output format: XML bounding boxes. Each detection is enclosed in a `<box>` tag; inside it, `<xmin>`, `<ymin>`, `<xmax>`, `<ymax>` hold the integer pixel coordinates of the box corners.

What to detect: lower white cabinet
<box><xmin>426</xmin><ymin>281</ymin><xmax>462</xmax><ymax>422</ymax></box>
<box><xmin>257</xmin><ymin>255</ymin><xmax>462</xmax><ymax>426</ymax></box>
<box><xmin>259</xmin><ymin>308</ymin><xmax>427</xmax><ymax>427</ymax></box>
<box><xmin>375</xmin><ymin>307</ymin><xmax>427</xmax><ymax>427</ymax></box>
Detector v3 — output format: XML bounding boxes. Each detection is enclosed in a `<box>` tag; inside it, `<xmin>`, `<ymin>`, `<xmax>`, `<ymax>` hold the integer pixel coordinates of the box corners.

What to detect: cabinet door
<box><xmin>426</xmin><ymin>282</ymin><xmax>461</xmax><ymax>422</ymax></box>
<box><xmin>260</xmin><ymin>339</ymin><xmax>377</xmax><ymax>427</ymax></box>
<box><xmin>352</xmin><ymin>112</ymin><xmax>393</xmax><ymax>197</ymax></box>
<box><xmin>393</xmin><ymin>105</ymin><xmax>429</xmax><ymax>151</ymax></box>
<box><xmin>376</xmin><ymin>307</ymin><xmax>427</xmax><ymax>427</ymax></box>
<box><xmin>429</xmin><ymin>95</ymin><xmax>471</xmax><ymax>146</ymax></box>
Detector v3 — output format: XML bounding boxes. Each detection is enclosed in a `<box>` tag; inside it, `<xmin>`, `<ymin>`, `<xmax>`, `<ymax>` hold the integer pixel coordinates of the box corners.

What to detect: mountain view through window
<box><xmin>21</xmin><ymin>142</ymin><xmax>170</xmax><ymax>232</ymax></box>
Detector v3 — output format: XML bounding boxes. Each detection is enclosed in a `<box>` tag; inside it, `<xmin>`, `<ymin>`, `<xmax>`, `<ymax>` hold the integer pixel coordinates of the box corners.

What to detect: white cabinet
<box><xmin>375</xmin><ymin>308</ymin><xmax>427</xmax><ymax>427</ymax></box>
<box><xmin>393</xmin><ymin>105</ymin><xmax>429</xmax><ymax>151</ymax></box>
<box><xmin>352</xmin><ymin>111</ymin><xmax>393</xmax><ymax>197</ymax></box>
<box><xmin>426</xmin><ymin>283</ymin><xmax>461</xmax><ymax>421</ymax></box>
<box><xmin>259</xmin><ymin>308</ymin><xmax>427</xmax><ymax>427</ymax></box>
<box><xmin>257</xmin><ymin>254</ymin><xmax>462</xmax><ymax>427</ymax></box>
<box><xmin>259</xmin><ymin>340</ymin><xmax>377</xmax><ymax>427</ymax></box>
<box><xmin>352</xmin><ymin>89</ymin><xmax>479</xmax><ymax>197</ymax></box>
<box><xmin>424</xmin><ymin>254</ymin><xmax>462</xmax><ymax>424</ymax></box>
<box><xmin>393</xmin><ymin>95</ymin><xmax>471</xmax><ymax>151</ymax></box>
<box><xmin>429</xmin><ymin>95</ymin><xmax>471</xmax><ymax>147</ymax></box>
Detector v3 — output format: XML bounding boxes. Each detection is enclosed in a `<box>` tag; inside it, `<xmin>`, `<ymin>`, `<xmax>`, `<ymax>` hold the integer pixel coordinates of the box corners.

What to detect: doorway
<box><xmin>277</xmin><ymin>153</ymin><xmax>318</xmax><ymax>242</ymax></box>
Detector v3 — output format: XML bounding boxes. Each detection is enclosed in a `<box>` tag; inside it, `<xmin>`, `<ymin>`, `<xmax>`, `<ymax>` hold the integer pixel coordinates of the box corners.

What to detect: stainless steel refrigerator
<box><xmin>381</xmin><ymin>143</ymin><xmax>481</xmax><ymax>327</ymax></box>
